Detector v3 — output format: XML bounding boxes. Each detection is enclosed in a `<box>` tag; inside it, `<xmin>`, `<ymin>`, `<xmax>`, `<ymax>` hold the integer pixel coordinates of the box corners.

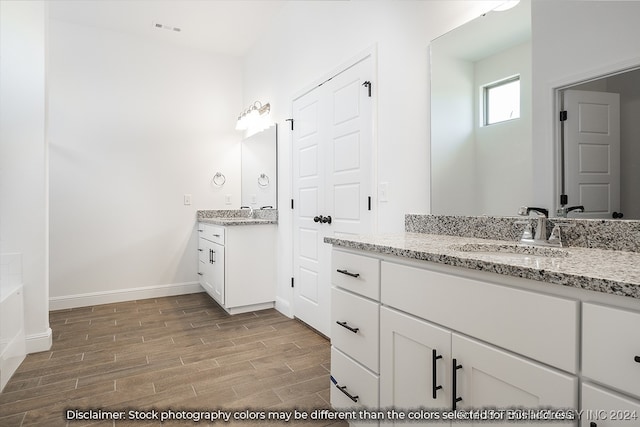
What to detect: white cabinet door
<box><xmin>581</xmin><ymin>382</ymin><xmax>640</xmax><ymax>427</ymax></box>
<box><xmin>210</xmin><ymin>242</ymin><xmax>225</xmax><ymax>306</ymax></box>
<box><xmin>380</xmin><ymin>307</ymin><xmax>451</xmax><ymax>427</ymax></box>
<box><xmin>452</xmin><ymin>334</ymin><xmax>577</xmax><ymax>426</ymax></box>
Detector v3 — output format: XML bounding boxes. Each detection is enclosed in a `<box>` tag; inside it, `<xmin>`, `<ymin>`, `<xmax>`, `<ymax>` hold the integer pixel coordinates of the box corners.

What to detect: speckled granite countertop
<box><xmin>197</xmin><ymin>209</ymin><xmax>278</xmax><ymax>226</ymax></box>
<box><xmin>325</xmin><ymin>233</ymin><xmax>640</xmax><ymax>300</ymax></box>
<box><xmin>199</xmin><ymin>217</ymin><xmax>277</xmax><ymax>226</ymax></box>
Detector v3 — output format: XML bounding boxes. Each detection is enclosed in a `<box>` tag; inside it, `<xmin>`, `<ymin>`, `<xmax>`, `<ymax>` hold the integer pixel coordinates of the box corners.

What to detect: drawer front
<box><xmin>331</xmin><ymin>249</ymin><xmax>380</xmax><ymax>300</ymax></box>
<box><xmin>583</xmin><ymin>303</ymin><xmax>640</xmax><ymax>399</ymax></box>
<box><xmin>198</xmin><ymin>223</ymin><xmax>225</xmax><ymax>245</ymax></box>
<box><xmin>331</xmin><ymin>347</ymin><xmax>379</xmax><ymax>410</ymax></box>
<box><xmin>381</xmin><ymin>261</ymin><xmax>579</xmax><ymax>373</ymax></box>
<box><xmin>581</xmin><ymin>382</ymin><xmax>640</xmax><ymax>427</ymax></box>
<box><xmin>331</xmin><ymin>287</ymin><xmax>379</xmax><ymax>373</ymax></box>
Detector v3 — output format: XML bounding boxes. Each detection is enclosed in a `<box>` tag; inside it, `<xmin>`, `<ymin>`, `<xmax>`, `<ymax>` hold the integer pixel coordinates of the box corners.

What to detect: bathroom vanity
<box><xmin>197</xmin><ymin>210</ymin><xmax>277</xmax><ymax>314</ymax></box>
<box><xmin>327</xmin><ymin>215</ymin><xmax>640</xmax><ymax>427</ymax></box>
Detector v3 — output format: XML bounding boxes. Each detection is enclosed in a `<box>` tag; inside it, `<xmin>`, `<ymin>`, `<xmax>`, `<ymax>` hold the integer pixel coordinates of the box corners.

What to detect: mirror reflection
<box><xmin>430</xmin><ymin>0</ymin><xmax>531</xmax><ymax>217</ymax></box>
<box><xmin>557</xmin><ymin>68</ymin><xmax>640</xmax><ymax>220</ymax></box>
<box><xmin>241</xmin><ymin>124</ymin><xmax>277</xmax><ymax>209</ymax></box>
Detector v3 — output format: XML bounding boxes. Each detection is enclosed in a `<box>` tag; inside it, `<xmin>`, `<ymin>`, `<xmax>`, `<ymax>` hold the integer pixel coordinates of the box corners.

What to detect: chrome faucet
<box><xmin>517</xmin><ymin>205</ymin><xmax>568</xmax><ymax>246</ymax></box>
<box><xmin>240</xmin><ymin>205</ymin><xmax>254</xmax><ymax>218</ymax></box>
<box><xmin>556</xmin><ymin>205</ymin><xmax>584</xmax><ymax>218</ymax></box>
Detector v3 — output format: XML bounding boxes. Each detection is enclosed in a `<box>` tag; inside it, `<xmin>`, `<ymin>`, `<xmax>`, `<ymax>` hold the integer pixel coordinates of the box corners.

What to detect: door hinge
<box><xmin>291</xmin><ymin>277</ymin><xmax>294</xmax><ymax>288</ymax></box>
<box><xmin>559</xmin><ymin>110</ymin><xmax>568</xmax><ymax>121</ymax></box>
<box><xmin>285</xmin><ymin>118</ymin><xmax>294</xmax><ymax>130</ymax></box>
<box><xmin>362</xmin><ymin>81</ymin><xmax>372</xmax><ymax>97</ymax></box>
<box><xmin>291</xmin><ymin>199</ymin><xmax>294</xmax><ymax>209</ymax></box>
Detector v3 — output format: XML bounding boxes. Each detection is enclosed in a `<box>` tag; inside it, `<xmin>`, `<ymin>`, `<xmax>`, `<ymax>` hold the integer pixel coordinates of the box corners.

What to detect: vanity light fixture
<box><xmin>235</xmin><ymin>101</ymin><xmax>271</xmax><ymax>132</ymax></box>
<box><xmin>493</xmin><ymin>0</ymin><xmax>520</xmax><ymax>12</ymax></box>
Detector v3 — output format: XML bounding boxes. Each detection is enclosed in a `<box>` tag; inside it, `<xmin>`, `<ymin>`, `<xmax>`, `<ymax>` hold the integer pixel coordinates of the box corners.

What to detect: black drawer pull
<box><xmin>337</xmin><ymin>269</ymin><xmax>360</xmax><ymax>278</ymax></box>
<box><xmin>432</xmin><ymin>349</ymin><xmax>443</xmax><ymax>399</ymax></box>
<box><xmin>197</xmin><ymin>272</ymin><xmax>203</xmax><ymax>276</ymax></box>
<box><xmin>198</xmin><ymin>229</ymin><xmax>203</xmax><ymax>232</ymax></box>
<box><xmin>635</xmin><ymin>356</ymin><xmax>640</xmax><ymax>363</ymax></box>
<box><xmin>452</xmin><ymin>358</ymin><xmax>463</xmax><ymax>410</ymax></box>
<box><xmin>198</xmin><ymin>249</ymin><xmax>203</xmax><ymax>252</ymax></box>
<box><xmin>337</xmin><ymin>385</ymin><xmax>359</xmax><ymax>403</ymax></box>
<box><xmin>336</xmin><ymin>321</ymin><xmax>359</xmax><ymax>334</ymax></box>
<box><xmin>213</xmin><ymin>234</ymin><xmax>221</xmax><ymax>237</ymax></box>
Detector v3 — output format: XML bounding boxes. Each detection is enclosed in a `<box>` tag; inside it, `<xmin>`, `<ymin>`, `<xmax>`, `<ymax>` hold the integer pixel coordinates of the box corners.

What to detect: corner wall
<box><xmin>0</xmin><ymin>0</ymin><xmax>51</xmax><ymax>358</ymax></box>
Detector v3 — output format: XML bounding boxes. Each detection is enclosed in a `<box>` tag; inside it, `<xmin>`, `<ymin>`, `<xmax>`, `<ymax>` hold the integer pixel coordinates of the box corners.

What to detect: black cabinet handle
<box><xmin>198</xmin><ymin>229</ymin><xmax>203</xmax><ymax>232</ymax></box>
<box><xmin>213</xmin><ymin>234</ymin><xmax>221</xmax><ymax>237</ymax></box>
<box><xmin>452</xmin><ymin>358</ymin><xmax>463</xmax><ymax>410</ymax></box>
<box><xmin>337</xmin><ymin>385</ymin><xmax>359</xmax><ymax>403</ymax></box>
<box><xmin>211</xmin><ymin>250</ymin><xmax>216</xmax><ymax>263</ymax></box>
<box><xmin>209</xmin><ymin>249</ymin><xmax>213</xmax><ymax>263</ymax></box>
<box><xmin>198</xmin><ymin>249</ymin><xmax>203</xmax><ymax>252</ymax></box>
<box><xmin>634</xmin><ymin>356</ymin><xmax>640</xmax><ymax>363</ymax></box>
<box><xmin>336</xmin><ymin>321</ymin><xmax>359</xmax><ymax>334</ymax></box>
<box><xmin>432</xmin><ymin>349</ymin><xmax>443</xmax><ymax>399</ymax></box>
<box><xmin>314</xmin><ymin>216</ymin><xmax>322</xmax><ymax>223</ymax></box>
<box><xmin>337</xmin><ymin>269</ymin><xmax>360</xmax><ymax>278</ymax></box>
<box><xmin>197</xmin><ymin>272</ymin><xmax>203</xmax><ymax>276</ymax></box>
<box><xmin>321</xmin><ymin>215</ymin><xmax>332</xmax><ymax>224</ymax></box>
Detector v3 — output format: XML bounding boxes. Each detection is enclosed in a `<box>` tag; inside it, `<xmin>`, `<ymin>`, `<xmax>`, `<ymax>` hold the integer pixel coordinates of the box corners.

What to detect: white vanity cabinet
<box><xmin>580</xmin><ymin>303</ymin><xmax>640</xmax><ymax>425</ymax></box>
<box><xmin>329</xmin><ymin>250</ymin><xmax>381</xmax><ymax>426</ymax></box>
<box><xmin>197</xmin><ymin>222</ymin><xmax>276</xmax><ymax>314</ymax></box>
<box><xmin>379</xmin><ymin>260</ymin><xmax>578</xmax><ymax>426</ymax></box>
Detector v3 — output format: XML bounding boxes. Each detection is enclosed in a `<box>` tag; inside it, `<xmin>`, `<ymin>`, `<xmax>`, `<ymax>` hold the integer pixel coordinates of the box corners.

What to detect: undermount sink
<box><xmin>452</xmin><ymin>243</ymin><xmax>570</xmax><ymax>258</ymax></box>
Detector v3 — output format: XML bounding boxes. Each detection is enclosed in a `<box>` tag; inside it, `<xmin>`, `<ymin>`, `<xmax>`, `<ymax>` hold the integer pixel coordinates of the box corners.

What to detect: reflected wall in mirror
<box><xmin>241</xmin><ymin>124</ymin><xmax>277</xmax><ymax>209</ymax></box>
<box><xmin>557</xmin><ymin>68</ymin><xmax>640</xmax><ymax>220</ymax></box>
<box><xmin>430</xmin><ymin>0</ymin><xmax>531</xmax><ymax>216</ymax></box>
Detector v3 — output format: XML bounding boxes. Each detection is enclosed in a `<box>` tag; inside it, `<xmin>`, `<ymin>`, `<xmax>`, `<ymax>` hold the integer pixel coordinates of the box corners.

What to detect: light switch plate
<box><xmin>225</xmin><ymin>195</ymin><xmax>232</xmax><ymax>205</ymax></box>
<box><xmin>379</xmin><ymin>182</ymin><xmax>389</xmax><ymax>202</ymax></box>
<box><xmin>183</xmin><ymin>194</ymin><xmax>192</xmax><ymax>205</ymax></box>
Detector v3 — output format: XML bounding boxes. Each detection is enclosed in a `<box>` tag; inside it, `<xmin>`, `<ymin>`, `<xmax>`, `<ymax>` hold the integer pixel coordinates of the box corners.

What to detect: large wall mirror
<box><xmin>430</xmin><ymin>0</ymin><xmax>531</xmax><ymax>217</ymax></box>
<box><xmin>241</xmin><ymin>124</ymin><xmax>278</xmax><ymax>209</ymax></box>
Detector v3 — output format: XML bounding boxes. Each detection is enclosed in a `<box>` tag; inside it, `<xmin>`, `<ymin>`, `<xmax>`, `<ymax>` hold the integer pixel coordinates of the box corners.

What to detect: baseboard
<box><xmin>275</xmin><ymin>295</ymin><xmax>293</xmax><ymax>318</ymax></box>
<box><xmin>25</xmin><ymin>327</ymin><xmax>52</xmax><ymax>354</ymax></box>
<box><xmin>49</xmin><ymin>281</ymin><xmax>203</xmax><ymax>311</ymax></box>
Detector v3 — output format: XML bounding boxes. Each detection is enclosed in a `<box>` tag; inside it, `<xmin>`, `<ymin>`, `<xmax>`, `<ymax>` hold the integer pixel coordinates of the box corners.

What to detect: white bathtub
<box><xmin>1</xmin><ymin>253</ymin><xmax>26</xmax><ymax>392</ymax></box>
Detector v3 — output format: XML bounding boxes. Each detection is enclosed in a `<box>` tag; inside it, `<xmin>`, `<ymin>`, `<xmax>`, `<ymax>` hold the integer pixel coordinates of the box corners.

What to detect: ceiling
<box><xmin>48</xmin><ymin>0</ymin><xmax>287</xmax><ymax>57</ymax></box>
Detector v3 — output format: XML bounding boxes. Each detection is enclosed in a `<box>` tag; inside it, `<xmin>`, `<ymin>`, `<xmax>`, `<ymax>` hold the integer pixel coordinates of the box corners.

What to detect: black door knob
<box><xmin>321</xmin><ymin>215</ymin><xmax>332</xmax><ymax>224</ymax></box>
<box><xmin>313</xmin><ymin>216</ymin><xmax>321</xmax><ymax>223</ymax></box>
<box><xmin>612</xmin><ymin>212</ymin><xmax>624</xmax><ymax>219</ymax></box>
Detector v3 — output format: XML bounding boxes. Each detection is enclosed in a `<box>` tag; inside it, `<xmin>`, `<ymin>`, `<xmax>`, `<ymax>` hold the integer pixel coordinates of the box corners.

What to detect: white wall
<box><xmin>0</xmin><ymin>1</ymin><xmax>51</xmax><ymax>353</ymax></box>
<box><xmin>475</xmin><ymin>41</ymin><xmax>532</xmax><ymax>215</ymax></box>
<box><xmin>532</xmin><ymin>0</ymin><xmax>640</xmax><ymax>213</ymax></box>
<box><xmin>48</xmin><ymin>19</ymin><xmax>243</xmax><ymax>307</ymax></box>
<box><xmin>241</xmin><ymin>1</ymin><xmax>499</xmax><ymax>316</ymax></box>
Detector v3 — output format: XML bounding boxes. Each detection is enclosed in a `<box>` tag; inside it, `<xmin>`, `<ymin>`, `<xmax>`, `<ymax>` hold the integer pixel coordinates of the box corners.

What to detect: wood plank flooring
<box><xmin>0</xmin><ymin>293</ymin><xmax>348</xmax><ymax>427</ymax></box>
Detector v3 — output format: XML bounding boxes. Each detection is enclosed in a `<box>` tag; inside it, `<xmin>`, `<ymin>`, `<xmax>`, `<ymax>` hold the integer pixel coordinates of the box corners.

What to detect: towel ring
<box><xmin>257</xmin><ymin>173</ymin><xmax>269</xmax><ymax>188</ymax></box>
<box><xmin>212</xmin><ymin>172</ymin><xmax>226</xmax><ymax>187</ymax></box>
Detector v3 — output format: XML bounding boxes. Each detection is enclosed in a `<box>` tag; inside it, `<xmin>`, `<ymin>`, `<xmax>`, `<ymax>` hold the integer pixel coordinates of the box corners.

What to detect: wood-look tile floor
<box><xmin>0</xmin><ymin>293</ymin><xmax>348</xmax><ymax>427</ymax></box>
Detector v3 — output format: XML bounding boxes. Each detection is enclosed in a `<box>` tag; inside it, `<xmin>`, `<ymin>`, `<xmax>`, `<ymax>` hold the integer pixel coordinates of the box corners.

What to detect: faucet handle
<box><xmin>548</xmin><ymin>221</ymin><xmax>574</xmax><ymax>247</ymax></box>
<box><xmin>514</xmin><ymin>220</ymin><xmax>533</xmax><ymax>240</ymax></box>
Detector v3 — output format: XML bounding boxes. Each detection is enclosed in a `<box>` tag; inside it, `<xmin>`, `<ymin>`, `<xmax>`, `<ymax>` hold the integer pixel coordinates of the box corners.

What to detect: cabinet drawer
<box><xmin>331</xmin><ymin>287</ymin><xmax>379</xmax><ymax>373</ymax></box>
<box><xmin>331</xmin><ymin>347</ymin><xmax>379</xmax><ymax>410</ymax></box>
<box><xmin>582</xmin><ymin>303</ymin><xmax>640</xmax><ymax>399</ymax></box>
<box><xmin>581</xmin><ymin>382</ymin><xmax>640</xmax><ymax>427</ymax></box>
<box><xmin>331</xmin><ymin>250</ymin><xmax>380</xmax><ymax>300</ymax></box>
<box><xmin>198</xmin><ymin>223</ymin><xmax>225</xmax><ymax>245</ymax></box>
<box><xmin>381</xmin><ymin>261</ymin><xmax>579</xmax><ymax>373</ymax></box>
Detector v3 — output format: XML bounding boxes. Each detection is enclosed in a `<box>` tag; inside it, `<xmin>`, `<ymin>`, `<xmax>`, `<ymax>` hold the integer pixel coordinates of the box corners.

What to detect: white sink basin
<box><xmin>452</xmin><ymin>243</ymin><xmax>569</xmax><ymax>258</ymax></box>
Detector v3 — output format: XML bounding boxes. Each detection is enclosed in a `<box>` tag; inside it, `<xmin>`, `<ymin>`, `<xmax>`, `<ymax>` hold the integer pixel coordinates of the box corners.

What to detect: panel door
<box><xmin>379</xmin><ymin>307</ymin><xmax>451</xmax><ymax>427</ymax></box>
<box><xmin>292</xmin><ymin>83</ymin><xmax>329</xmax><ymax>334</ymax></box>
<box><xmin>452</xmin><ymin>334</ymin><xmax>577</xmax><ymax>427</ymax></box>
<box><xmin>210</xmin><ymin>242</ymin><xmax>225</xmax><ymax>306</ymax></box>
<box><xmin>581</xmin><ymin>382</ymin><xmax>640</xmax><ymax>427</ymax></box>
<box><xmin>292</xmin><ymin>54</ymin><xmax>374</xmax><ymax>337</ymax></box>
<box><xmin>564</xmin><ymin>89</ymin><xmax>620</xmax><ymax>218</ymax></box>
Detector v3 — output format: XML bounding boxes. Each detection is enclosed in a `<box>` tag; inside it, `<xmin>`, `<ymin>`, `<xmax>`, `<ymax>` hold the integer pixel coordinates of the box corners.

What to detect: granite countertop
<box><xmin>325</xmin><ymin>233</ymin><xmax>640</xmax><ymax>300</ymax></box>
<box><xmin>199</xmin><ymin>217</ymin><xmax>277</xmax><ymax>226</ymax></box>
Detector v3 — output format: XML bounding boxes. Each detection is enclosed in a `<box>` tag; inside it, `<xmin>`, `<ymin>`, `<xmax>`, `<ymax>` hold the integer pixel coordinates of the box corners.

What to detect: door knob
<box><xmin>313</xmin><ymin>216</ymin><xmax>322</xmax><ymax>223</ymax></box>
<box><xmin>321</xmin><ymin>215</ymin><xmax>332</xmax><ymax>224</ymax></box>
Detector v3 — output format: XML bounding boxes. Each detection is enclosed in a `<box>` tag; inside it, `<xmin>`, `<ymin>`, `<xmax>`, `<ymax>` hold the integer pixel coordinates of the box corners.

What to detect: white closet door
<box><xmin>292</xmin><ymin>54</ymin><xmax>374</xmax><ymax>337</ymax></box>
<box><xmin>564</xmin><ymin>89</ymin><xmax>620</xmax><ymax>218</ymax></box>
